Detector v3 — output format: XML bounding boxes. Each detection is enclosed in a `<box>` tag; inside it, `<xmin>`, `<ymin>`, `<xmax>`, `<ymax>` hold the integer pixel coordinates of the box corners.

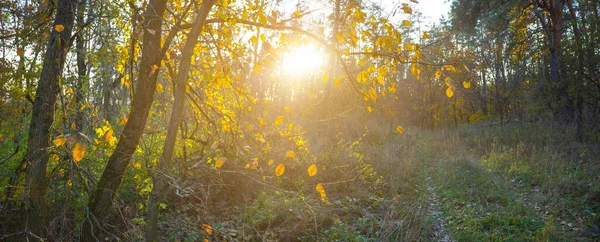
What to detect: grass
<box><xmin>144</xmin><ymin>121</ymin><xmax>600</xmax><ymax>241</ymax></box>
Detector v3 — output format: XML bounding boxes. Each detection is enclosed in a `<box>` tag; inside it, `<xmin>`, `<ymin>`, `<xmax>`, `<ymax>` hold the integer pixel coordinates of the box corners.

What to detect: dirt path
<box><xmin>424</xmin><ymin>176</ymin><xmax>453</xmax><ymax>242</ymax></box>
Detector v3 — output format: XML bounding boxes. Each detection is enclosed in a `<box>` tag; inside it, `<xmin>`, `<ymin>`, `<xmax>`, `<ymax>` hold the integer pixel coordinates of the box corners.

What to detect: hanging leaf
<box><xmin>286</xmin><ymin>150</ymin><xmax>296</xmax><ymax>159</ymax></box>
<box><xmin>73</xmin><ymin>142</ymin><xmax>87</xmax><ymax>162</ymax></box>
<box><xmin>396</xmin><ymin>126</ymin><xmax>404</xmax><ymax>134</ymax></box>
<box><xmin>54</xmin><ymin>24</ymin><xmax>65</xmax><ymax>32</ymax></box>
<box><xmin>215</xmin><ymin>157</ymin><xmax>227</xmax><ymax>168</ymax></box>
<box><xmin>308</xmin><ymin>164</ymin><xmax>317</xmax><ymax>176</ymax></box>
<box><xmin>53</xmin><ymin>136</ymin><xmax>67</xmax><ymax>147</ymax></box>
<box><xmin>462</xmin><ymin>81</ymin><xmax>471</xmax><ymax>89</ymax></box>
<box><xmin>446</xmin><ymin>87</ymin><xmax>454</xmax><ymax>98</ymax></box>
<box><xmin>315</xmin><ymin>183</ymin><xmax>331</xmax><ymax>205</ymax></box>
<box><xmin>275</xmin><ymin>164</ymin><xmax>285</xmax><ymax>176</ymax></box>
<box><xmin>274</xmin><ymin>116</ymin><xmax>284</xmax><ymax>126</ymax></box>
<box><xmin>104</xmin><ymin>129</ymin><xmax>114</xmax><ymax>142</ymax></box>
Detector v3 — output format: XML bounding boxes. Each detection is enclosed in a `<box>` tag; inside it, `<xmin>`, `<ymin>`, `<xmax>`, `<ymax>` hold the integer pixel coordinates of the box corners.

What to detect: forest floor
<box><xmin>155</xmin><ymin>122</ymin><xmax>600</xmax><ymax>241</ymax></box>
<box><xmin>408</xmin><ymin>124</ymin><xmax>600</xmax><ymax>241</ymax></box>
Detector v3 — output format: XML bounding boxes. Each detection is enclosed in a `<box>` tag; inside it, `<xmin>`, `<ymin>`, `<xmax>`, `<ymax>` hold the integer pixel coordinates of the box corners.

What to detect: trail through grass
<box><xmin>412</xmin><ymin>124</ymin><xmax>600</xmax><ymax>241</ymax></box>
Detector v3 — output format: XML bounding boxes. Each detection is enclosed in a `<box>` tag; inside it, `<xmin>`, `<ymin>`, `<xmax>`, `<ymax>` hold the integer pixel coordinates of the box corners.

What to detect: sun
<box><xmin>282</xmin><ymin>44</ymin><xmax>325</xmax><ymax>76</ymax></box>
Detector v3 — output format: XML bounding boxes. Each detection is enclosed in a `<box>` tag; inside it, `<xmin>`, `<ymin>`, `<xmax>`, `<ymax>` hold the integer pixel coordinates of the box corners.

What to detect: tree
<box><xmin>21</xmin><ymin>0</ymin><xmax>75</xmax><ymax>237</ymax></box>
<box><xmin>83</xmin><ymin>0</ymin><xmax>168</xmax><ymax>239</ymax></box>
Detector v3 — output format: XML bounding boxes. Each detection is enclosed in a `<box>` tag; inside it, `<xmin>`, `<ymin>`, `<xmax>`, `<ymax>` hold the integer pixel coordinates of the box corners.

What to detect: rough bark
<box><xmin>82</xmin><ymin>0</ymin><xmax>168</xmax><ymax>240</ymax></box>
<box><xmin>22</xmin><ymin>0</ymin><xmax>75</xmax><ymax>238</ymax></box>
<box><xmin>145</xmin><ymin>2</ymin><xmax>215</xmax><ymax>241</ymax></box>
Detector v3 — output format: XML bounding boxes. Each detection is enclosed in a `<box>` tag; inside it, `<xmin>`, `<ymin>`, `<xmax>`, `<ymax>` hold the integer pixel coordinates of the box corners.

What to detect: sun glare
<box><xmin>282</xmin><ymin>44</ymin><xmax>325</xmax><ymax>76</ymax></box>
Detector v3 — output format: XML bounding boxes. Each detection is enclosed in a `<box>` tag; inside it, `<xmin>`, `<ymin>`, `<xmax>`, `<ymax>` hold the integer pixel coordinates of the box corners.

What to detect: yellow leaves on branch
<box><xmin>275</xmin><ymin>164</ymin><xmax>285</xmax><ymax>176</ymax></box>
<box><xmin>308</xmin><ymin>164</ymin><xmax>317</xmax><ymax>177</ymax></box>
<box><xmin>396</xmin><ymin>126</ymin><xmax>404</xmax><ymax>134</ymax></box>
<box><xmin>73</xmin><ymin>142</ymin><xmax>87</xmax><ymax>162</ymax></box>
<box><xmin>201</xmin><ymin>224</ymin><xmax>212</xmax><ymax>235</ymax></box>
<box><xmin>54</xmin><ymin>24</ymin><xmax>64</xmax><ymax>32</ymax></box>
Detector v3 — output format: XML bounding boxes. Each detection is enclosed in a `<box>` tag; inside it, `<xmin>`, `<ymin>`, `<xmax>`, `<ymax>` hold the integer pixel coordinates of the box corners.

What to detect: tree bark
<box><xmin>75</xmin><ymin>0</ymin><xmax>87</xmax><ymax>130</ymax></box>
<box><xmin>567</xmin><ymin>0</ymin><xmax>585</xmax><ymax>140</ymax></box>
<box><xmin>83</xmin><ymin>0</ymin><xmax>168</xmax><ymax>240</ymax></box>
<box><xmin>22</xmin><ymin>0</ymin><xmax>75</xmax><ymax>238</ymax></box>
<box><xmin>145</xmin><ymin>1</ymin><xmax>215</xmax><ymax>241</ymax></box>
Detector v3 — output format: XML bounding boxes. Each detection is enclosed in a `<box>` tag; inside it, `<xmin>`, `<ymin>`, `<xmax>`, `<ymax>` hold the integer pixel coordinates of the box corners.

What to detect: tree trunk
<box><xmin>83</xmin><ymin>0</ymin><xmax>168</xmax><ymax>240</ymax></box>
<box><xmin>75</xmin><ymin>0</ymin><xmax>87</xmax><ymax>130</ymax></box>
<box><xmin>145</xmin><ymin>1</ymin><xmax>215</xmax><ymax>241</ymax></box>
<box><xmin>547</xmin><ymin>0</ymin><xmax>567</xmax><ymax>119</ymax></box>
<box><xmin>567</xmin><ymin>0</ymin><xmax>585</xmax><ymax>140</ymax></box>
<box><xmin>22</xmin><ymin>0</ymin><xmax>75</xmax><ymax>238</ymax></box>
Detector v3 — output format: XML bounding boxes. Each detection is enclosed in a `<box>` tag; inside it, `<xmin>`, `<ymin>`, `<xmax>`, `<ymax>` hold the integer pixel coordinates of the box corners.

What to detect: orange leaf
<box><xmin>308</xmin><ymin>164</ymin><xmax>317</xmax><ymax>177</ymax></box>
<box><xmin>396</xmin><ymin>126</ymin><xmax>404</xmax><ymax>134</ymax></box>
<box><xmin>202</xmin><ymin>224</ymin><xmax>212</xmax><ymax>235</ymax></box>
<box><xmin>73</xmin><ymin>142</ymin><xmax>87</xmax><ymax>162</ymax></box>
<box><xmin>275</xmin><ymin>164</ymin><xmax>285</xmax><ymax>176</ymax></box>
<box><xmin>286</xmin><ymin>150</ymin><xmax>295</xmax><ymax>159</ymax></box>
<box><xmin>215</xmin><ymin>157</ymin><xmax>226</xmax><ymax>168</ymax></box>
<box><xmin>53</xmin><ymin>136</ymin><xmax>67</xmax><ymax>147</ymax></box>
<box><xmin>54</xmin><ymin>24</ymin><xmax>64</xmax><ymax>32</ymax></box>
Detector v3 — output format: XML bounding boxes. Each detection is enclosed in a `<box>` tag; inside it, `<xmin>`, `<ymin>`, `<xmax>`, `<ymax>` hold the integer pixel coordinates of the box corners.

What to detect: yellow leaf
<box><xmin>66</xmin><ymin>88</ymin><xmax>73</xmax><ymax>94</ymax></box>
<box><xmin>446</xmin><ymin>87</ymin><xmax>454</xmax><ymax>98</ymax></box>
<box><xmin>274</xmin><ymin>116</ymin><xmax>284</xmax><ymax>126</ymax></box>
<box><xmin>71</xmin><ymin>122</ymin><xmax>77</xmax><ymax>130</ymax></box>
<box><xmin>286</xmin><ymin>150</ymin><xmax>295</xmax><ymax>159</ymax></box>
<box><xmin>315</xmin><ymin>183</ymin><xmax>330</xmax><ymax>204</ymax></box>
<box><xmin>367</xmin><ymin>106</ymin><xmax>373</xmax><ymax>113</ymax></box>
<box><xmin>258</xmin><ymin>137</ymin><xmax>266</xmax><ymax>143</ymax></box>
<box><xmin>53</xmin><ymin>136</ymin><xmax>67</xmax><ymax>147</ymax></box>
<box><xmin>293</xmin><ymin>10</ymin><xmax>301</xmax><ymax>17</ymax></box>
<box><xmin>215</xmin><ymin>157</ymin><xmax>226</xmax><ymax>168</ymax></box>
<box><xmin>151</xmin><ymin>64</ymin><xmax>159</xmax><ymax>74</ymax></box>
<box><xmin>435</xmin><ymin>70</ymin><xmax>442</xmax><ymax>79</ymax></box>
<box><xmin>462</xmin><ymin>81</ymin><xmax>471</xmax><ymax>89</ymax></box>
<box><xmin>268</xmin><ymin>159</ymin><xmax>274</xmax><ymax>166</ymax></box>
<box><xmin>322</xmin><ymin>74</ymin><xmax>329</xmax><ymax>82</ymax></box>
<box><xmin>402</xmin><ymin>20</ymin><xmax>411</xmax><ymax>27</ymax></box>
<box><xmin>258</xmin><ymin>117</ymin><xmax>265</xmax><ymax>126</ymax></box>
<box><xmin>250</xmin><ymin>35</ymin><xmax>258</xmax><ymax>45</ymax></box>
<box><xmin>334</xmin><ymin>78</ymin><xmax>341</xmax><ymax>85</ymax></box>
<box><xmin>156</xmin><ymin>83</ymin><xmax>163</xmax><ymax>92</ymax></box>
<box><xmin>247</xmin><ymin>124</ymin><xmax>253</xmax><ymax>131</ymax></box>
<box><xmin>308</xmin><ymin>164</ymin><xmax>317</xmax><ymax>176</ymax></box>
<box><xmin>396</xmin><ymin>126</ymin><xmax>404</xmax><ymax>134</ymax></box>
<box><xmin>73</xmin><ymin>142</ymin><xmax>87</xmax><ymax>162</ymax></box>
<box><xmin>275</xmin><ymin>164</ymin><xmax>285</xmax><ymax>176</ymax></box>
<box><xmin>284</xmin><ymin>107</ymin><xmax>290</xmax><ymax>113</ymax></box>
<box><xmin>54</xmin><ymin>24</ymin><xmax>64</xmax><ymax>32</ymax></box>
<box><xmin>423</xmin><ymin>32</ymin><xmax>430</xmax><ymax>39</ymax></box>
